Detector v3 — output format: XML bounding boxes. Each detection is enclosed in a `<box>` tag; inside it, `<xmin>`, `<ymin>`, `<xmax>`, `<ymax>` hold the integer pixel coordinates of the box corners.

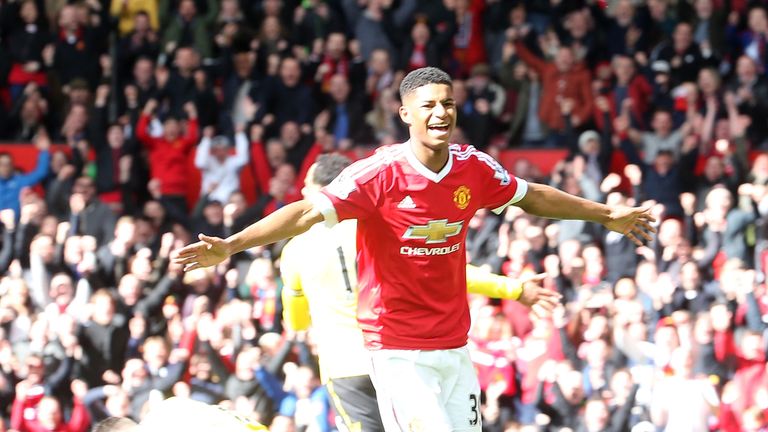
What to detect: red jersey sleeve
<box><xmin>472</xmin><ymin>149</ymin><xmax>528</xmax><ymax>214</ymax></box>
<box><xmin>312</xmin><ymin>157</ymin><xmax>381</xmax><ymax>226</ymax></box>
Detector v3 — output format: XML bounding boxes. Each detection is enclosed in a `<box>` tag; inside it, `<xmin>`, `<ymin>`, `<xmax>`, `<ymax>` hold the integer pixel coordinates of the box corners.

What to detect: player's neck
<box><xmin>409</xmin><ymin>140</ymin><xmax>450</xmax><ymax>173</ymax></box>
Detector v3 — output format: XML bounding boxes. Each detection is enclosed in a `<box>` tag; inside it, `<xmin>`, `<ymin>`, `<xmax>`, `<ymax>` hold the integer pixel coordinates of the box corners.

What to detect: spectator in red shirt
<box><xmin>451</xmin><ymin>0</ymin><xmax>488</xmax><ymax>77</ymax></box>
<box><xmin>12</xmin><ymin>380</ymin><xmax>90</xmax><ymax>432</ymax></box>
<box><xmin>308</xmin><ymin>32</ymin><xmax>353</xmax><ymax>93</ymax></box>
<box><xmin>399</xmin><ymin>20</ymin><xmax>440</xmax><ymax>73</ymax></box>
<box><xmin>725</xmin><ymin>360</ymin><xmax>768</xmax><ymax>429</ymax></box>
<box><xmin>512</xmin><ymin>33</ymin><xmax>593</xmax><ymax>147</ymax></box>
<box><xmin>136</xmin><ymin>99</ymin><xmax>199</xmax><ymax>227</ymax></box>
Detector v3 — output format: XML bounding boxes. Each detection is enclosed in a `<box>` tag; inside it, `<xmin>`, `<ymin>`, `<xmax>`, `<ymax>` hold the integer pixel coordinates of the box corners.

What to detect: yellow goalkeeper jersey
<box><xmin>280</xmin><ymin>220</ymin><xmax>366</xmax><ymax>382</ymax></box>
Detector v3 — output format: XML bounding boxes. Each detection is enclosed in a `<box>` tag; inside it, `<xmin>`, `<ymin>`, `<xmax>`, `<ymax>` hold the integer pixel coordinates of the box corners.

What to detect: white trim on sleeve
<box><xmin>491</xmin><ymin>177</ymin><xmax>529</xmax><ymax>215</ymax></box>
<box><xmin>310</xmin><ymin>193</ymin><xmax>339</xmax><ymax>227</ymax></box>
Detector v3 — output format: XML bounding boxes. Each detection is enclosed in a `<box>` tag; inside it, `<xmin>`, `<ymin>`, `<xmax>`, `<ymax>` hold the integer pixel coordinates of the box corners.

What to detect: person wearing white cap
<box><xmin>577</xmin><ymin>129</ymin><xmax>610</xmax><ymax>189</ymax></box>
<box><xmin>194</xmin><ymin>125</ymin><xmax>250</xmax><ymax>204</ymax></box>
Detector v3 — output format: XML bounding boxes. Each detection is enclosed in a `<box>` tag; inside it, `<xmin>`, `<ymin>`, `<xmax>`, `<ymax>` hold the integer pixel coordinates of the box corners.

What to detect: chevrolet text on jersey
<box><xmin>400</xmin><ymin>243</ymin><xmax>461</xmax><ymax>256</ymax></box>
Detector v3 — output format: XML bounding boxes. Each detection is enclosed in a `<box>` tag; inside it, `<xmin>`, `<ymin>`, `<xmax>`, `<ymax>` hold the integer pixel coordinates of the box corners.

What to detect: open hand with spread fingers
<box><xmin>172</xmin><ymin>234</ymin><xmax>231</xmax><ymax>272</ymax></box>
<box><xmin>516</xmin><ymin>273</ymin><xmax>562</xmax><ymax>318</ymax></box>
<box><xmin>603</xmin><ymin>206</ymin><xmax>657</xmax><ymax>246</ymax></box>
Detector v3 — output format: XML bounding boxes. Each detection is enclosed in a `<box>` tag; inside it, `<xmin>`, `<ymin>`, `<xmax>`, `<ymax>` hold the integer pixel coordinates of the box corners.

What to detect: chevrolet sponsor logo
<box><xmin>402</xmin><ymin>219</ymin><xmax>463</xmax><ymax>244</ymax></box>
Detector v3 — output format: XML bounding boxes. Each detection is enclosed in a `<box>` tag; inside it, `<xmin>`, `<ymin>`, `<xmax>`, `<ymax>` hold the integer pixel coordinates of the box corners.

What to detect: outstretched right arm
<box><xmin>173</xmin><ymin>200</ymin><xmax>324</xmax><ymax>271</ymax></box>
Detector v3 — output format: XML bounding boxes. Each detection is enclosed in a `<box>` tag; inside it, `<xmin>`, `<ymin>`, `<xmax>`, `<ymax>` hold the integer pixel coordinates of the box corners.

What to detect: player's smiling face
<box><xmin>400</xmin><ymin>83</ymin><xmax>457</xmax><ymax>149</ymax></box>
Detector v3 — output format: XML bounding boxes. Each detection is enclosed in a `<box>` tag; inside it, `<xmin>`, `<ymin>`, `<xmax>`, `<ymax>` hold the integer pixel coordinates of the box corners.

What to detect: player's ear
<box><xmin>399</xmin><ymin>105</ymin><xmax>411</xmax><ymax>126</ymax></box>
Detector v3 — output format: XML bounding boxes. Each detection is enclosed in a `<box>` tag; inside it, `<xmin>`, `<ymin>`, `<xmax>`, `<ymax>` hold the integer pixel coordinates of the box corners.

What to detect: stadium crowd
<box><xmin>1</xmin><ymin>0</ymin><xmax>768</xmax><ymax>431</ymax></box>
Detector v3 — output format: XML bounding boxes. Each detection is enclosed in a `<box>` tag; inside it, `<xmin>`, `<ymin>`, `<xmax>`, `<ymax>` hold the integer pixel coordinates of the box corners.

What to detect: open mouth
<box><xmin>428</xmin><ymin>124</ymin><xmax>450</xmax><ymax>133</ymax></box>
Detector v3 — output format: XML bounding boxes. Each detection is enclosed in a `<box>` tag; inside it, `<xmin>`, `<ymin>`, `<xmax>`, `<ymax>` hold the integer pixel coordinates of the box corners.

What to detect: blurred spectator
<box><xmin>136</xmin><ymin>99</ymin><xmax>199</xmax><ymax>226</ymax></box>
<box><xmin>738</xmin><ymin>6</ymin><xmax>768</xmax><ymax>73</ymax></box>
<box><xmin>77</xmin><ymin>289</ymin><xmax>129</xmax><ymax>387</ymax></box>
<box><xmin>90</xmin><ymin>85</ymin><xmax>134</xmax><ymax>215</ymax></box>
<box><xmin>68</xmin><ymin>176</ymin><xmax>117</xmax><ymax>247</ymax></box>
<box><xmin>156</xmin><ymin>46</ymin><xmax>200</xmax><ymax>119</ymax></box>
<box><xmin>449</xmin><ymin>0</ymin><xmax>487</xmax><ymax>77</ymax></box>
<box><xmin>6</xmin><ymin>85</ymin><xmax>50</xmax><ymax>142</ymax></box>
<box><xmin>257</xmin><ymin>57</ymin><xmax>314</xmax><ymax>138</ymax></box>
<box><xmin>512</xmin><ymin>32</ymin><xmax>593</xmax><ymax>147</ymax></box>
<box><xmin>49</xmin><ymin>5</ymin><xmax>103</xmax><ymax>90</ymax></box>
<box><xmin>728</xmin><ymin>55</ymin><xmax>768</xmax><ymax>147</ymax></box>
<box><xmin>342</xmin><ymin>0</ymin><xmax>395</xmax><ymax>62</ymax></box>
<box><xmin>111</xmin><ymin>0</ymin><xmax>159</xmax><ymax>36</ymax></box>
<box><xmin>307</xmin><ymin>32</ymin><xmax>353</xmax><ymax>93</ymax></box>
<box><xmin>0</xmin><ymin>132</ymin><xmax>50</xmax><ymax>216</ymax></box>
<box><xmin>276</xmin><ymin>122</ymin><xmax>313</xmax><ymax>175</ymax></box>
<box><xmin>651</xmin><ymin>347</ymin><xmax>719</xmax><ymax>432</ymax></box>
<box><xmin>654</xmin><ymin>22</ymin><xmax>709</xmax><ymax>86</ymax></box>
<box><xmin>194</xmin><ymin>125</ymin><xmax>249</xmax><ymax>205</ymax></box>
<box><xmin>691</xmin><ymin>0</ymin><xmax>726</xmax><ymax>61</ymax></box>
<box><xmin>453</xmin><ymin>79</ymin><xmax>493</xmax><ymax>149</ymax></box>
<box><xmin>365</xmin><ymin>48</ymin><xmax>395</xmax><ymax>101</ymax></box>
<box><xmin>399</xmin><ymin>20</ymin><xmax>440</xmax><ymax>73</ymax></box>
<box><xmin>616</xmin><ymin>114</ymin><xmax>697</xmax><ymax>216</ymax></box>
<box><xmin>11</xmin><ymin>379</ymin><xmax>90</xmax><ymax>432</ymax></box>
<box><xmin>364</xmin><ymin>87</ymin><xmax>407</xmax><ymax>144</ymax></box>
<box><xmin>221</xmin><ymin>49</ymin><xmax>260</xmax><ymax>136</ymax></box>
<box><xmin>595</xmin><ymin>54</ymin><xmax>653</xmax><ymax>131</ymax></box>
<box><xmin>604</xmin><ymin>0</ymin><xmax>644</xmax><ymax>58</ymax></box>
<box><xmin>642</xmin><ymin>0</ymin><xmax>676</xmax><ymax>50</ymax></box>
<box><xmin>117</xmin><ymin>11</ymin><xmax>161</xmax><ymax>76</ymax></box>
<box><xmin>293</xmin><ymin>0</ymin><xmax>344</xmax><ymax>47</ymax></box>
<box><xmin>257</xmin><ymin>15</ymin><xmax>290</xmax><ymax>60</ymax></box>
<box><xmin>162</xmin><ymin>0</ymin><xmax>217</xmax><ymax>59</ymax></box>
<box><xmin>498</xmin><ymin>57</ymin><xmax>546</xmax><ymax>147</ymax></box>
<box><xmin>278</xmin><ymin>366</ymin><xmax>332</xmax><ymax>432</ymax></box>
<box><xmin>319</xmin><ymin>74</ymin><xmax>374</xmax><ymax>148</ymax></box>
<box><xmin>5</xmin><ymin>0</ymin><xmax>50</xmax><ymax>102</ymax></box>
<box><xmin>623</xmin><ymin>106</ymin><xmax>693</xmax><ymax>164</ymax></box>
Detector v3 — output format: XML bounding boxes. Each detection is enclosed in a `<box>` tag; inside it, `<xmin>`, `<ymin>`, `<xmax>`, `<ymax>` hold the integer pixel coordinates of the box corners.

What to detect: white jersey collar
<box><xmin>403</xmin><ymin>140</ymin><xmax>453</xmax><ymax>183</ymax></box>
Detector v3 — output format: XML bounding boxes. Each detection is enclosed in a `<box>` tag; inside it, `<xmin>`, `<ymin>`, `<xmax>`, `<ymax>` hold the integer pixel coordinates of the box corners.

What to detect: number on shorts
<box><xmin>469</xmin><ymin>394</ymin><xmax>478</xmax><ymax>426</ymax></box>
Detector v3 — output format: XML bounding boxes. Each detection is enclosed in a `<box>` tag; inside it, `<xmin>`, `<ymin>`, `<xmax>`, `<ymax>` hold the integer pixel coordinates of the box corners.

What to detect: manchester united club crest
<box><xmin>453</xmin><ymin>185</ymin><xmax>471</xmax><ymax>210</ymax></box>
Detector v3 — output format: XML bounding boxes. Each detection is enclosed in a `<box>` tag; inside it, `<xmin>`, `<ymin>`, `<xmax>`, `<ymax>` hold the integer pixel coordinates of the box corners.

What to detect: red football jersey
<box><xmin>313</xmin><ymin>142</ymin><xmax>528</xmax><ymax>350</ymax></box>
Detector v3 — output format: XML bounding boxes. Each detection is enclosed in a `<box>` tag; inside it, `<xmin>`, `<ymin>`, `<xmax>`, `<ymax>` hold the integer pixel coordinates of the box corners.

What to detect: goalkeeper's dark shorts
<box><xmin>327</xmin><ymin>375</ymin><xmax>385</xmax><ymax>432</ymax></box>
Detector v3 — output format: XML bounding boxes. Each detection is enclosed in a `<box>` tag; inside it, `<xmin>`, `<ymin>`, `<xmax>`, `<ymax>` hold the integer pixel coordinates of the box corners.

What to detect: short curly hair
<box><xmin>313</xmin><ymin>154</ymin><xmax>352</xmax><ymax>187</ymax></box>
<box><xmin>399</xmin><ymin>67</ymin><xmax>452</xmax><ymax>100</ymax></box>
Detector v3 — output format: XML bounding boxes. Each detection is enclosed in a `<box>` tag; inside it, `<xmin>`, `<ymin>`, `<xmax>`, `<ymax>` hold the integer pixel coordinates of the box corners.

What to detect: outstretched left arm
<box><xmin>516</xmin><ymin>183</ymin><xmax>656</xmax><ymax>246</ymax></box>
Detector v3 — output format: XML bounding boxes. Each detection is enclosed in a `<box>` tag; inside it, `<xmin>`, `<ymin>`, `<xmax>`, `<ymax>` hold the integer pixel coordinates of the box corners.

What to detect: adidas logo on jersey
<box><xmin>397</xmin><ymin>195</ymin><xmax>417</xmax><ymax>209</ymax></box>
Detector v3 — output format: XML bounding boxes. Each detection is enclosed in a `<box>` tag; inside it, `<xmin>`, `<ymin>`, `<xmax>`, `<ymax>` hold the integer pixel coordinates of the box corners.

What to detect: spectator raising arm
<box><xmin>194</xmin><ymin>126</ymin><xmax>215</xmax><ymax>170</ymax></box>
<box><xmin>135</xmin><ymin>99</ymin><xmax>159</xmax><ymax>150</ymax></box>
<box><xmin>17</xmin><ymin>131</ymin><xmax>51</xmax><ymax>189</ymax></box>
<box><xmin>231</xmin><ymin>124</ymin><xmax>250</xmax><ymax>169</ymax></box>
